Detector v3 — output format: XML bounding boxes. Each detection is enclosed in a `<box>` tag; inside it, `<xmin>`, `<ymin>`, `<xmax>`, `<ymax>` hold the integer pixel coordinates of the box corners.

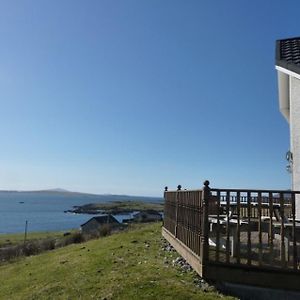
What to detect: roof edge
<box><xmin>276</xmin><ymin>60</ymin><xmax>300</xmax><ymax>75</ymax></box>
<box><xmin>276</xmin><ymin>37</ymin><xmax>300</xmax><ymax>75</ymax></box>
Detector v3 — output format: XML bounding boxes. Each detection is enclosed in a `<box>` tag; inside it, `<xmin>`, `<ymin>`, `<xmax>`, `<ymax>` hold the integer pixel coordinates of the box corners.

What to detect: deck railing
<box><xmin>162</xmin><ymin>181</ymin><xmax>300</xmax><ymax>290</ymax></box>
<box><xmin>164</xmin><ymin>188</ymin><xmax>203</xmax><ymax>256</ymax></box>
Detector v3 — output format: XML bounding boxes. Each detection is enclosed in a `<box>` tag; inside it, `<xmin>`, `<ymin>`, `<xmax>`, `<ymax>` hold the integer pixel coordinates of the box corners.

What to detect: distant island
<box><xmin>35</xmin><ymin>188</ymin><xmax>70</xmax><ymax>193</ymax></box>
<box><xmin>66</xmin><ymin>200</ymin><xmax>164</xmax><ymax>215</ymax></box>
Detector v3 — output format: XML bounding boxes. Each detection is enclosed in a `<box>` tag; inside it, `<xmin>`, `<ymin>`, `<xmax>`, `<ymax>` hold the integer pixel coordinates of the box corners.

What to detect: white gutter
<box><xmin>276</xmin><ymin>65</ymin><xmax>300</xmax><ymax>81</ymax></box>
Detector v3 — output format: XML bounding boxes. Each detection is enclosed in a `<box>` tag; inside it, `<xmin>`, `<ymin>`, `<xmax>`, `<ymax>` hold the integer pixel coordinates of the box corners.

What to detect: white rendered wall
<box><xmin>290</xmin><ymin>76</ymin><xmax>300</xmax><ymax>218</ymax></box>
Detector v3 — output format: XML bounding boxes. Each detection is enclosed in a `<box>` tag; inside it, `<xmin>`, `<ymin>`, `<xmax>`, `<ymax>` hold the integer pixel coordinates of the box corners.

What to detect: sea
<box><xmin>0</xmin><ymin>191</ymin><xmax>163</xmax><ymax>234</ymax></box>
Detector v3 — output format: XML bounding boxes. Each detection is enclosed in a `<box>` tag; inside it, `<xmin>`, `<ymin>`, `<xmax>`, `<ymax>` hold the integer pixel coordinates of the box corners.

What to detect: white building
<box><xmin>276</xmin><ymin>37</ymin><xmax>300</xmax><ymax>217</ymax></box>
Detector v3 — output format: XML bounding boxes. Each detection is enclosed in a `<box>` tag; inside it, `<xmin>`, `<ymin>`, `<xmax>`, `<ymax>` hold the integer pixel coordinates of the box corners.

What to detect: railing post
<box><xmin>163</xmin><ymin>187</ymin><xmax>168</xmax><ymax>227</ymax></box>
<box><xmin>175</xmin><ymin>185</ymin><xmax>181</xmax><ymax>238</ymax></box>
<box><xmin>201</xmin><ymin>180</ymin><xmax>210</xmax><ymax>275</ymax></box>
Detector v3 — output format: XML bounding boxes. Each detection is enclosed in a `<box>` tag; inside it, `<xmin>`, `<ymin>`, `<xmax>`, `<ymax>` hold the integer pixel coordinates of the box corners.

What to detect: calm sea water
<box><xmin>0</xmin><ymin>191</ymin><xmax>162</xmax><ymax>234</ymax></box>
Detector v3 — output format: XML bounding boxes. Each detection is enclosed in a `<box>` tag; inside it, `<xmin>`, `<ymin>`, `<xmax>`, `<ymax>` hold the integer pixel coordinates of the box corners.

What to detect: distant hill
<box><xmin>39</xmin><ymin>188</ymin><xmax>70</xmax><ymax>193</ymax></box>
<box><xmin>0</xmin><ymin>189</ymin><xmax>163</xmax><ymax>203</ymax></box>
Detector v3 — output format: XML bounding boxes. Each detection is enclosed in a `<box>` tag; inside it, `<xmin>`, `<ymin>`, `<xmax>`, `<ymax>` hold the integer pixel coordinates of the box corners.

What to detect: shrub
<box><xmin>39</xmin><ymin>238</ymin><xmax>56</xmax><ymax>251</ymax></box>
<box><xmin>85</xmin><ymin>231</ymin><xmax>100</xmax><ymax>240</ymax></box>
<box><xmin>22</xmin><ymin>241</ymin><xmax>40</xmax><ymax>256</ymax></box>
<box><xmin>1</xmin><ymin>237</ymin><xmax>58</xmax><ymax>262</ymax></box>
<box><xmin>98</xmin><ymin>224</ymin><xmax>111</xmax><ymax>237</ymax></box>
<box><xmin>0</xmin><ymin>245</ymin><xmax>20</xmax><ymax>261</ymax></box>
<box><xmin>58</xmin><ymin>231</ymin><xmax>86</xmax><ymax>247</ymax></box>
<box><xmin>0</xmin><ymin>228</ymin><xmax>108</xmax><ymax>263</ymax></box>
<box><xmin>55</xmin><ymin>238</ymin><xmax>67</xmax><ymax>248</ymax></box>
<box><xmin>71</xmin><ymin>232</ymin><xmax>85</xmax><ymax>243</ymax></box>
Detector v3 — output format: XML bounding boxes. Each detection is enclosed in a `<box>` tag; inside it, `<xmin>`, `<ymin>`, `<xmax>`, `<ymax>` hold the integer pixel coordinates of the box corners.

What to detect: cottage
<box><xmin>276</xmin><ymin>37</ymin><xmax>300</xmax><ymax>217</ymax></box>
<box><xmin>80</xmin><ymin>215</ymin><xmax>119</xmax><ymax>235</ymax></box>
<box><xmin>133</xmin><ymin>210</ymin><xmax>162</xmax><ymax>222</ymax></box>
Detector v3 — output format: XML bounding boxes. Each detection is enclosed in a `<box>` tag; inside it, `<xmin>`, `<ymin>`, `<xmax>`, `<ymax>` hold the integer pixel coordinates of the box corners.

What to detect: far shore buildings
<box><xmin>276</xmin><ymin>37</ymin><xmax>300</xmax><ymax>217</ymax></box>
<box><xmin>132</xmin><ymin>210</ymin><xmax>162</xmax><ymax>223</ymax></box>
<box><xmin>80</xmin><ymin>215</ymin><xmax>119</xmax><ymax>235</ymax></box>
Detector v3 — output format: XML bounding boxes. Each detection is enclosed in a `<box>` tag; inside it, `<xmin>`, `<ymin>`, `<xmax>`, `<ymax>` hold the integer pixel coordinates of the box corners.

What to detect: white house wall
<box><xmin>290</xmin><ymin>76</ymin><xmax>300</xmax><ymax>217</ymax></box>
<box><xmin>277</xmin><ymin>70</ymin><xmax>290</xmax><ymax>122</ymax></box>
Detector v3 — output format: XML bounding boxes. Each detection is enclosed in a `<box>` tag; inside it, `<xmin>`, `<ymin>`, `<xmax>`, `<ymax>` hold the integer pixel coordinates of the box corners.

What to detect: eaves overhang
<box><xmin>276</xmin><ymin>37</ymin><xmax>300</xmax><ymax>75</ymax></box>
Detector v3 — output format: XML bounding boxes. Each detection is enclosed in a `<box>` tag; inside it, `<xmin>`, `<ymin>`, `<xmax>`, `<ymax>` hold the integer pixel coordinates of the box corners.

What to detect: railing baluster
<box><xmin>258</xmin><ymin>192</ymin><xmax>262</xmax><ymax>266</ymax></box>
<box><xmin>175</xmin><ymin>191</ymin><xmax>179</xmax><ymax>238</ymax></box>
<box><xmin>236</xmin><ymin>191</ymin><xmax>241</xmax><ymax>264</ymax></box>
<box><xmin>192</xmin><ymin>192</ymin><xmax>194</xmax><ymax>251</ymax></box>
<box><xmin>280</xmin><ymin>192</ymin><xmax>286</xmax><ymax>268</ymax></box>
<box><xmin>188</xmin><ymin>192</ymin><xmax>190</xmax><ymax>249</ymax></box>
<box><xmin>269</xmin><ymin>192</ymin><xmax>274</xmax><ymax>264</ymax></box>
<box><xmin>193</xmin><ymin>192</ymin><xmax>195</xmax><ymax>254</ymax></box>
<box><xmin>247</xmin><ymin>191</ymin><xmax>251</xmax><ymax>265</ymax></box>
<box><xmin>292</xmin><ymin>193</ymin><xmax>297</xmax><ymax>270</ymax></box>
<box><xmin>188</xmin><ymin>192</ymin><xmax>190</xmax><ymax>248</ymax></box>
<box><xmin>226</xmin><ymin>191</ymin><xmax>230</xmax><ymax>263</ymax></box>
<box><xmin>216</xmin><ymin>191</ymin><xmax>220</xmax><ymax>262</ymax></box>
<box><xmin>198</xmin><ymin>190</ymin><xmax>201</xmax><ymax>256</ymax></box>
<box><xmin>201</xmin><ymin>181</ymin><xmax>210</xmax><ymax>268</ymax></box>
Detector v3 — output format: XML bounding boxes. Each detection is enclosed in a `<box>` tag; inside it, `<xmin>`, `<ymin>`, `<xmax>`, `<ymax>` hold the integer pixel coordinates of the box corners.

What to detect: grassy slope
<box><xmin>0</xmin><ymin>231</ymin><xmax>74</xmax><ymax>247</ymax></box>
<box><xmin>0</xmin><ymin>223</ymin><xmax>233</xmax><ymax>300</ymax></box>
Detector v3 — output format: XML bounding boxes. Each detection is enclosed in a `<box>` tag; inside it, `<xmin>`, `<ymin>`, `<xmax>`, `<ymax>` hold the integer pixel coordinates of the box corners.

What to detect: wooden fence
<box><xmin>162</xmin><ymin>181</ymin><xmax>300</xmax><ymax>290</ymax></box>
<box><xmin>164</xmin><ymin>189</ymin><xmax>203</xmax><ymax>256</ymax></box>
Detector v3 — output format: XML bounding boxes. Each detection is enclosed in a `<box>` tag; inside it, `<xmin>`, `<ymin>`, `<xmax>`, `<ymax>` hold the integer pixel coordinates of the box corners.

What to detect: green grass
<box><xmin>0</xmin><ymin>223</ymin><xmax>234</xmax><ymax>300</ymax></box>
<box><xmin>0</xmin><ymin>231</ymin><xmax>72</xmax><ymax>248</ymax></box>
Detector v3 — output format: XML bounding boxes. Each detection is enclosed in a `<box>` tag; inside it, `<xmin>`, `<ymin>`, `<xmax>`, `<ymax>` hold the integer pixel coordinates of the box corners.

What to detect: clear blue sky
<box><xmin>0</xmin><ymin>0</ymin><xmax>299</xmax><ymax>196</ymax></box>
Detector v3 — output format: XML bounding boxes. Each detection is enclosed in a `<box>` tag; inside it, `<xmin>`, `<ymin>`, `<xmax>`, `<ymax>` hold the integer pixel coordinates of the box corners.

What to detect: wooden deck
<box><xmin>162</xmin><ymin>182</ymin><xmax>300</xmax><ymax>291</ymax></box>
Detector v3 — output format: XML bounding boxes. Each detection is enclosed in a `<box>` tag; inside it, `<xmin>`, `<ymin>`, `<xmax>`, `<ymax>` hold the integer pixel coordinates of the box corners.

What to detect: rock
<box><xmin>163</xmin><ymin>244</ymin><xmax>175</xmax><ymax>252</ymax></box>
<box><xmin>193</xmin><ymin>276</ymin><xmax>215</xmax><ymax>292</ymax></box>
<box><xmin>161</xmin><ymin>238</ymin><xmax>215</xmax><ymax>292</ymax></box>
<box><xmin>171</xmin><ymin>256</ymin><xmax>193</xmax><ymax>272</ymax></box>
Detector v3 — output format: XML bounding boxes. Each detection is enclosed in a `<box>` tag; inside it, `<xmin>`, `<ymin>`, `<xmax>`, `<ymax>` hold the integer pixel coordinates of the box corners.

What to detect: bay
<box><xmin>0</xmin><ymin>191</ymin><xmax>162</xmax><ymax>234</ymax></box>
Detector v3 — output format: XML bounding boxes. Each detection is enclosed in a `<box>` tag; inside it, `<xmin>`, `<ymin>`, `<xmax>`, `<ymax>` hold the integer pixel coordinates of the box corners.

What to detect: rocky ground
<box><xmin>161</xmin><ymin>238</ymin><xmax>217</xmax><ymax>293</ymax></box>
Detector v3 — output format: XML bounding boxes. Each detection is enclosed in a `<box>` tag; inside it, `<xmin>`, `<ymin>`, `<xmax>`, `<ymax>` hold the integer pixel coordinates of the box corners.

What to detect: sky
<box><xmin>0</xmin><ymin>0</ymin><xmax>299</xmax><ymax>196</ymax></box>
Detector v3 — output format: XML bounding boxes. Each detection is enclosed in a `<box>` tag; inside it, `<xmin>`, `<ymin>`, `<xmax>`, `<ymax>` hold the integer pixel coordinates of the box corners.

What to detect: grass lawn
<box><xmin>0</xmin><ymin>231</ymin><xmax>73</xmax><ymax>248</ymax></box>
<box><xmin>0</xmin><ymin>223</ymin><xmax>234</xmax><ymax>300</ymax></box>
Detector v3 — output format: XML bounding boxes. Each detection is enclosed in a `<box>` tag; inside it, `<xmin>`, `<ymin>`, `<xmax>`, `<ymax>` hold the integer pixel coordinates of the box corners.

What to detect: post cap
<box><xmin>177</xmin><ymin>185</ymin><xmax>182</xmax><ymax>191</ymax></box>
<box><xmin>164</xmin><ymin>186</ymin><xmax>168</xmax><ymax>192</ymax></box>
<box><xmin>203</xmin><ymin>180</ymin><xmax>210</xmax><ymax>187</ymax></box>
